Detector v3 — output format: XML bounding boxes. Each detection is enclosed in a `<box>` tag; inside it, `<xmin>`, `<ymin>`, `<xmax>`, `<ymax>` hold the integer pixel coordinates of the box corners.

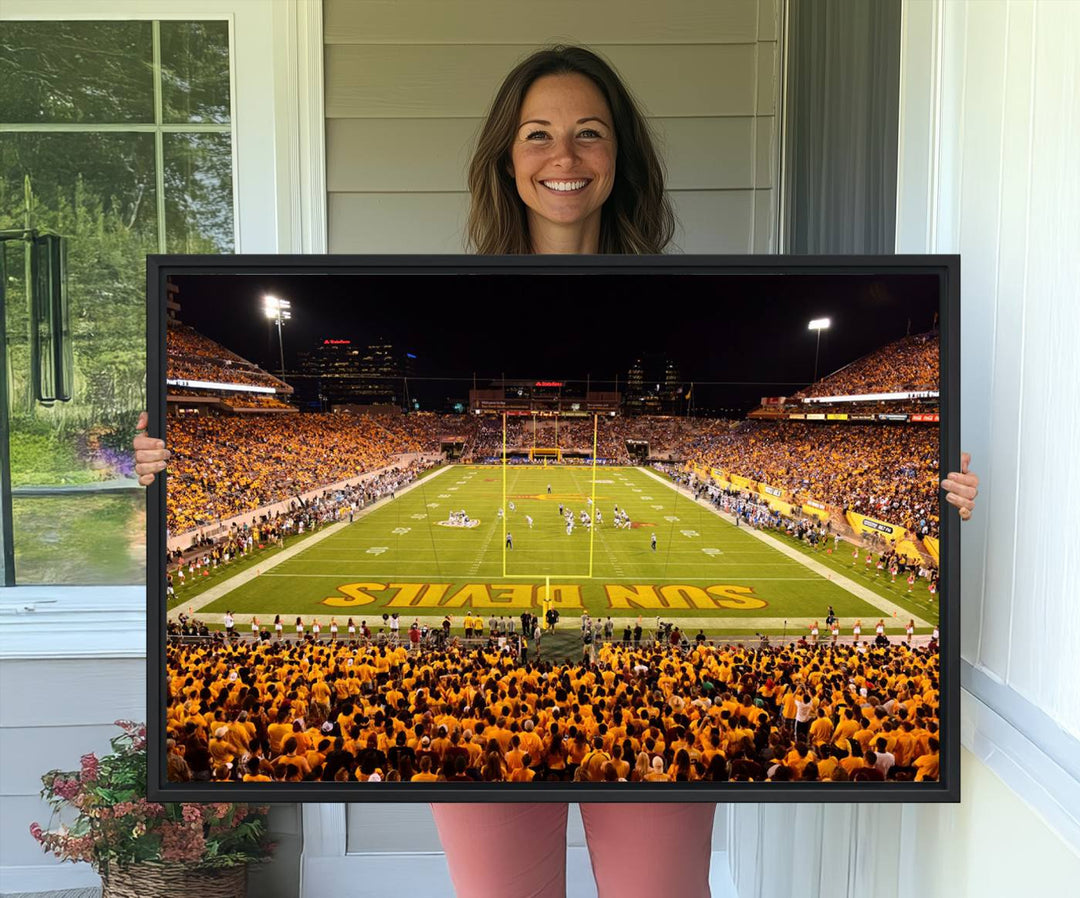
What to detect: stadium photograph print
<box><xmin>139</xmin><ymin>50</ymin><xmax>978</xmax><ymax>898</ymax></box>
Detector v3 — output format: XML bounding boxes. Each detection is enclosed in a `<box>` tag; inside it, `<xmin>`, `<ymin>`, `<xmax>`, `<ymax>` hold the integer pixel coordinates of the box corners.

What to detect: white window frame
<box><xmin>0</xmin><ymin>0</ymin><xmax>326</xmax><ymax>660</ymax></box>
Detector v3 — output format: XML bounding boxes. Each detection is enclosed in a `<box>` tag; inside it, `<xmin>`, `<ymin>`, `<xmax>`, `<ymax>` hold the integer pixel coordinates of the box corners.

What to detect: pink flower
<box><xmin>52</xmin><ymin>777</ymin><xmax>80</xmax><ymax>801</ymax></box>
<box><xmin>29</xmin><ymin>822</ymin><xmax>43</xmax><ymax>842</ymax></box>
<box><xmin>160</xmin><ymin>822</ymin><xmax>206</xmax><ymax>863</ymax></box>
<box><xmin>181</xmin><ymin>804</ymin><xmax>203</xmax><ymax>824</ymax></box>
<box><xmin>80</xmin><ymin>753</ymin><xmax>100</xmax><ymax>782</ymax></box>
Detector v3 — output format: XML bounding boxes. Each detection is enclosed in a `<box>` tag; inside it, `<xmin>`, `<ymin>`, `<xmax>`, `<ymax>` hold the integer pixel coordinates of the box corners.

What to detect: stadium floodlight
<box><xmin>808</xmin><ymin>317</ymin><xmax>831</xmax><ymax>383</ymax></box>
<box><xmin>263</xmin><ymin>295</ymin><xmax>291</xmax><ymax>377</ymax></box>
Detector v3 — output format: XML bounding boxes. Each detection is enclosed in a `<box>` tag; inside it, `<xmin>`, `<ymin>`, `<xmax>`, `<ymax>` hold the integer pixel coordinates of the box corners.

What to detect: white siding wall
<box><xmin>324</xmin><ymin>0</ymin><xmax>782</xmax><ymax>254</ymax></box>
<box><xmin>0</xmin><ymin>657</ymin><xmax>147</xmax><ymax>893</ymax></box>
<box><xmin>728</xmin><ymin>1</ymin><xmax>1080</xmax><ymax>894</ymax></box>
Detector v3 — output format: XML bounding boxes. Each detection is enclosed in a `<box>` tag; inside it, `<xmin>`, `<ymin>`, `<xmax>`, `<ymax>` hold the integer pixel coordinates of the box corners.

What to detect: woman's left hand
<box><xmin>941</xmin><ymin>452</ymin><xmax>979</xmax><ymax>520</ymax></box>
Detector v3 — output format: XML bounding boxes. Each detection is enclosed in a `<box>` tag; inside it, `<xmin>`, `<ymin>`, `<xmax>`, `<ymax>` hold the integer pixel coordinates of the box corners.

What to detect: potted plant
<box><xmin>30</xmin><ymin>720</ymin><xmax>273</xmax><ymax>897</ymax></box>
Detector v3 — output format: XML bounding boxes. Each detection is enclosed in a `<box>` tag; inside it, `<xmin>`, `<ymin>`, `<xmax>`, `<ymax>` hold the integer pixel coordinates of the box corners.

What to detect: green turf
<box><xmin>193</xmin><ymin>465</ymin><xmax>935</xmax><ymax>629</ymax></box>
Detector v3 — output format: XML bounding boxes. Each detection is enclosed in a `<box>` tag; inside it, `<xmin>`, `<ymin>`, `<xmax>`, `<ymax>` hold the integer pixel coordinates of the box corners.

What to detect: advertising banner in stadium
<box><xmin>147</xmin><ymin>255</ymin><xmax>958</xmax><ymax>805</ymax></box>
<box><xmin>845</xmin><ymin>511</ymin><xmax>903</xmax><ymax>541</ymax></box>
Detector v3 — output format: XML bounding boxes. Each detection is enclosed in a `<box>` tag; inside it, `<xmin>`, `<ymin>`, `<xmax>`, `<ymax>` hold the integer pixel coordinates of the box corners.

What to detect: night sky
<box><xmin>171</xmin><ymin>271</ymin><xmax>941</xmax><ymax>415</ymax></box>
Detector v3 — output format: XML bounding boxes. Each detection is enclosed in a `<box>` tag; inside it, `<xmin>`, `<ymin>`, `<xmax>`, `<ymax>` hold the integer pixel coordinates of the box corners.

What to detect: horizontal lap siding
<box><xmin>0</xmin><ymin>658</ymin><xmax>145</xmax><ymax>869</ymax></box>
<box><xmin>325</xmin><ymin>1</ymin><xmax>780</xmax><ymax>255</ymax></box>
<box><xmin>324</xmin><ymin>1</ymin><xmax>762</xmax><ymax>46</ymax></box>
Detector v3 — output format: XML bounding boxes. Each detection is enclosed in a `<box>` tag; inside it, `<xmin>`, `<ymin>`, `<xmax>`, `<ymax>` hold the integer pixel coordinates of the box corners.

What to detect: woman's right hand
<box><xmin>133</xmin><ymin>411</ymin><xmax>171</xmax><ymax>486</ymax></box>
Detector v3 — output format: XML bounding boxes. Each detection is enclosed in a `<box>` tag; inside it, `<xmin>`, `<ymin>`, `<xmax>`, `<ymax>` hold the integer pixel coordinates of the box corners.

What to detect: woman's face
<box><xmin>509</xmin><ymin>73</ymin><xmax>616</xmax><ymax>240</ymax></box>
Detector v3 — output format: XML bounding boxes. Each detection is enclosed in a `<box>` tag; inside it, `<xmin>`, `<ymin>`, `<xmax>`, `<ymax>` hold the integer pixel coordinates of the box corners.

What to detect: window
<box><xmin>0</xmin><ymin>19</ymin><xmax>234</xmax><ymax>584</ymax></box>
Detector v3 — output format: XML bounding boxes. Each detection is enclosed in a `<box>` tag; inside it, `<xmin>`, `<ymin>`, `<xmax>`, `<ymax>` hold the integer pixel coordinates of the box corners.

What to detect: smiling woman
<box><xmin>509</xmin><ymin>73</ymin><xmax>617</xmax><ymax>252</ymax></box>
<box><xmin>466</xmin><ymin>45</ymin><xmax>674</xmax><ymax>255</ymax></box>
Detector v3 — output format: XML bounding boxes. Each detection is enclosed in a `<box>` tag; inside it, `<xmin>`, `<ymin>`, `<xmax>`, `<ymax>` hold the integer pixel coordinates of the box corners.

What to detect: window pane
<box><xmin>1</xmin><ymin>132</ymin><xmax>157</xmax><ymax>584</ymax></box>
<box><xmin>164</xmin><ymin>133</ymin><xmax>235</xmax><ymax>253</ymax></box>
<box><xmin>12</xmin><ymin>493</ymin><xmax>145</xmax><ymax>585</ymax></box>
<box><xmin>160</xmin><ymin>21</ymin><xmax>232</xmax><ymax>124</ymax></box>
<box><xmin>0</xmin><ymin>22</ymin><xmax>154</xmax><ymax>124</ymax></box>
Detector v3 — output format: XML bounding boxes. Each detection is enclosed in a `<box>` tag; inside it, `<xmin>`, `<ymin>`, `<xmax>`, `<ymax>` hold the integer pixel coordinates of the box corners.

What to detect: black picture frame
<box><xmin>146</xmin><ymin>253</ymin><xmax>960</xmax><ymax>804</ymax></box>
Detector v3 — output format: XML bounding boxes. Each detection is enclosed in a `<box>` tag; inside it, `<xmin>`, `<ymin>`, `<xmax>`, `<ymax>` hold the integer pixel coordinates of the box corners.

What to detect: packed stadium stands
<box><xmin>684</xmin><ymin>421</ymin><xmax>940</xmax><ymax>538</ymax></box>
<box><xmin>796</xmin><ymin>332</ymin><xmax>938</xmax><ymax>399</ymax></box>
<box><xmin>168</xmin><ymin>323</ymin><xmax>290</xmax><ymax>392</ymax></box>
<box><xmin>165</xmin><ymin>638</ymin><xmax>940</xmax><ymax>785</ymax></box>
<box><xmin>166</xmin><ymin>413</ymin><xmax>432</xmax><ymax>532</ymax></box>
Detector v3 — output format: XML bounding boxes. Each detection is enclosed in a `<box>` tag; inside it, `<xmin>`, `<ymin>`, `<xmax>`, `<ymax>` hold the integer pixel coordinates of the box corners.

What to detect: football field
<box><xmin>177</xmin><ymin>464</ymin><xmax>938</xmax><ymax>637</ymax></box>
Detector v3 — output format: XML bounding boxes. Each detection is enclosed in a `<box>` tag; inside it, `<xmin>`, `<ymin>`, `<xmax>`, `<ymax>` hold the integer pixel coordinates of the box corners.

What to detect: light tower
<box><xmin>807</xmin><ymin>317</ymin><xmax>831</xmax><ymax>384</ymax></box>
<box><xmin>263</xmin><ymin>295</ymin><xmax>291</xmax><ymax>377</ymax></box>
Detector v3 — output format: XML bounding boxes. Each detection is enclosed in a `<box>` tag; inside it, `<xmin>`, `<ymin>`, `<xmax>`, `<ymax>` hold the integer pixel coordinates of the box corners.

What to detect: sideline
<box><xmin>638</xmin><ymin>466</ymin><xmax>933</xmax><ymax>628</ymax></box>
<box><xmin>166</xmin><ymin>463</ymin><xmax>455</xmax><ymax>620</ymax></box>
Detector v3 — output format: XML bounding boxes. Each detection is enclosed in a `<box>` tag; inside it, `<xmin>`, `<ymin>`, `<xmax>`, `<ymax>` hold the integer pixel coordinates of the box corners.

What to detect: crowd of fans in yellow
<box><xmin>165</xmin><ymin>638</ymin><xmax>940</xmax><ymax>786</ymax></box>
<box><xmin>166</xmin><ymin>413</ymin><xmax>430</xmax><ymax>532</ymax></box>
<box><xmin>796</xmin><ymin>332</ymin><xmax>938</xmax><ymax>398</ymax></box>
<box><xmin>168</xmin><ymin>323</ymin><xmax>288</xmax><ymax>390</ymax></box>
<box><xmin>686</xmin><ymin>421</ymin><xmax>940</xmax><ymax>539</ymax></box>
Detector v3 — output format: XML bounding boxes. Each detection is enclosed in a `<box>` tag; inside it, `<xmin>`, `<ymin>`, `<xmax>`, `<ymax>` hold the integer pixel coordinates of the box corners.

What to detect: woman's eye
<box><xmin>578</xmin><ymin>129</ymin><xmax>602</xmax><ymax>138</ymax></box>
<box><xmin>525</xmin><ymin>130</ymin><xmax>549</xmax><ymax>140</ymax></box>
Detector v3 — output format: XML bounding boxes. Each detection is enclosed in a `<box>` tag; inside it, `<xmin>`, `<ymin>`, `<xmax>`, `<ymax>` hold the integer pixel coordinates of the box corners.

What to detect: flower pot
<box><xmin>101</xmin><ymin>861</ymin><xmax>247</xmax><ymax>898</ymax></box>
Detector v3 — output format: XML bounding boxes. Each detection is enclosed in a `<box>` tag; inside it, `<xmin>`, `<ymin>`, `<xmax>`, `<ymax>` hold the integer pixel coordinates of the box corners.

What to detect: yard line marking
<box><xmin>468</xmin><ymin>518</ymin><xmax>500</xmax><ymax>576</ymax></box>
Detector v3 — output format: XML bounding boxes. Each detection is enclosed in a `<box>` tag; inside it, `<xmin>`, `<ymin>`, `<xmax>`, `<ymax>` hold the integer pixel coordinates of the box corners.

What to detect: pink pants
<box><xmin>431</xmin><ymin>802</ymin><xmax>716</xmax><ymax>898</ymax></box>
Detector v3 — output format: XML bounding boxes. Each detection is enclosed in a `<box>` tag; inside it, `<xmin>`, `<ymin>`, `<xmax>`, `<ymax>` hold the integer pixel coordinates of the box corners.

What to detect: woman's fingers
<box><xmin>133</xmin><ymin>411</ymin><xmax>169</xmax><ymax>485</ymax></box>
<box><xmin>944</xmin><ymin>457</ymin><xmax>977</xmax><ymax>518</ymax></box>
<box><xmin>940</xmin><ymin>474</ymin><xmax>978</xmax><ymax>500</ymax></box>
<box><xmin>944</xmin><ymin>490</ymin><xmax>974</xmax><ymax>508</ymax></box>
<box><xmin>944</xmin><ymin>490</ymin><xmax>975</xmax><ymax>521</ymax></box>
